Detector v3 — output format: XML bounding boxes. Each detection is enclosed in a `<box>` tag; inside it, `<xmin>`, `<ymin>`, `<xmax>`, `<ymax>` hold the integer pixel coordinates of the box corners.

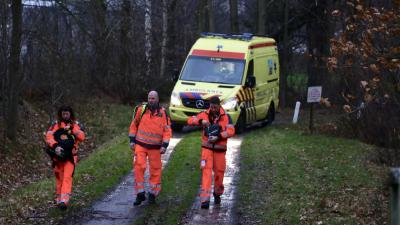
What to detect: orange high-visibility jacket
<box><xmin>187</xmin><ymin>107</ymin><xmax>235</xmax><ymax>151</ymax></box>
<box><xmin>46</xmin><ymin>120</ymin><xmax>85</xmax><ymax>151</ymax></box>
<box><xmin>129</xmin><ymin>105</ymin><xmax>172</xmax><ymax>149</ymax></box>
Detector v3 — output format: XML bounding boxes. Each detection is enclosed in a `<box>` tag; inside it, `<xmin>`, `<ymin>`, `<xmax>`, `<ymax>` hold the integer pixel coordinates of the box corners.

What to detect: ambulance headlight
<box><xmin>170</xmin><ymin>92</ymin><xmax>181</xmax><ymax>106</ymax></box>
<box><xmin>221</xmin><ymin>97</ymin><xmax>238</xmax><ymax>110</ymax></box>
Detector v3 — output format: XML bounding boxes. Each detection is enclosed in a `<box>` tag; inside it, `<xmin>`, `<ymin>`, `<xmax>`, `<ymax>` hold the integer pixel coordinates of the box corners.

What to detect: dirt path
<box><xmin>182</xmin><ymin>136</ymin><xmax>243</xmax><ymax>225</ymax></box>
<box><xmin>71</xmin><ymin>134</ymin><xmax>184</xmax><ymax>225</ymax></box>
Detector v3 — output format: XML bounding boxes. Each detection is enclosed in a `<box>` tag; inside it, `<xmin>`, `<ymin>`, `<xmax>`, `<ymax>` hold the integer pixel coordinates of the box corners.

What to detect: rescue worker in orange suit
<box><xmin>187</xmin><ymin>96</ymin><xmax>235</xmax><ymax>209</ymax></box>
<box><xmin>129</xmin><ymin>91</ymin><xmax>172</xmax><ymax>205</ymax></box>
<box><xmin>45</xmin><ymin>106</ymin><xmax>85</xmax><ymax>210</ymax></box>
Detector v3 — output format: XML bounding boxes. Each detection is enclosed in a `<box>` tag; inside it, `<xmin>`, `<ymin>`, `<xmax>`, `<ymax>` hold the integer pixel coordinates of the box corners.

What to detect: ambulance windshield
<box><xmin>180</xmin><ymin>56</ymin><xmax>245</xmax><ymax>85</ymax></box>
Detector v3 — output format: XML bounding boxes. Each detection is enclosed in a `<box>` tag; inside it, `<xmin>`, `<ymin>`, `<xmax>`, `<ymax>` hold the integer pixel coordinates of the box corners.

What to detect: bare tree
<box><xmin>160</xmin><ymin>0</ymin><xmax>168</xmax><ymax>78</ymax></box>
<box><xmin>305</xmin><ymin>0</ymin><xmax>330</xmax><ymax>87</ymax></box>
<box><xmin>279</xmin><ymin>0</ymin><xmax>289</xmax><ymax>107</ymax></box>
<box><xmin>144</xmin><ymin>0</ymin><xmax>152</xmax><ymax>80</ymax></box>
<box><xmin>5</xmin><ymin>0</ymin><xmax>23</xmax><ymax>141</ymax></box>
<box><xmin>229</xmin><ymin>0</ymin><xmax>239</xmax><ymax>33</ymax></box>
<box><xmin>119</xmin><ymin>0</ymin><xmax>133</xmax><ymax>101</ymax></box>
<box><xmin>0</xmin><ymin>0</ymin><xmax>9</xmax><ymax>147</ymax></box>
<box><xmin>257</xmin><ymin>0</ymin><xmax>266</xmax><ymax>34</ymax></box>
<box><xmin>198</xmin><ymin>0</ymin><xmax>207</xmax><ymax>33</ymax></box>
<box><xmin>90</xmin><ymin>0</ymin><xmax>109</xmax><ymax>92</ymax></box>
<box><xmin>207</xmin><ymin>0</ymin><xmax>215</xmax><ymax>32</ymax></box>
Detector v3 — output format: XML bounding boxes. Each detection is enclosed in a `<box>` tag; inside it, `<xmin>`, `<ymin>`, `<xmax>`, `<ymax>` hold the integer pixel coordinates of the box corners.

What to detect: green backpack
<box><xmin>132</xmin><ymin>103</ymin><xmax>148</xmax><ymax>126</ymax></box>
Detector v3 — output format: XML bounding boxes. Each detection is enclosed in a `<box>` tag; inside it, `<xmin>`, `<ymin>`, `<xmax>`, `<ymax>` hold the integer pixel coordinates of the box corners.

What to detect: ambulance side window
<box><xmin>245</xmin><ymin>60</ymin><xmax>255</xmax><ymax>88</ymax></box>
<box><xmin>267</xmin><ymin>58</ymin><xmax>274</xmax><ymax>75</ymax></box>
<box><xmin>273</xmin><ymin>55</ymin><xmax>279</xmax><ymax>76</ymax></box>
<box><xmin>267</xmin><ymin>56</ymin><xmax>278</xmax><ymax>77</ymax></box>
<box><xmin>247</xmin><ymin>60</ymin><xmax>254</xmax><ymax>77</ymax></box>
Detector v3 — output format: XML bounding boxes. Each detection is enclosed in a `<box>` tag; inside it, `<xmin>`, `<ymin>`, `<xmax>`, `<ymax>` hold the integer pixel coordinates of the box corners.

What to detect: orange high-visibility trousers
<box><xmin>133</xmin><ymin>144</ymin><xmax>162</xmax><ymax>195</ymax></box>
<box><xmin>54</xmin><ymin>159</ymin><xmax>75</xmax><ymax>204</ymax></box>
<box><xmin>199</xmin><ymin>148</ymin><xmax>226</xmax><ymax>203</ymax></box>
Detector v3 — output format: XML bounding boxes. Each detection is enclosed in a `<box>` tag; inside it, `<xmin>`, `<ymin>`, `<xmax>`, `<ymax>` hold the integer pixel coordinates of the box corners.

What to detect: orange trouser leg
<box><xmin>148</xmin><ymin>150</ymin><xmax>162</xmax><ymax>196</ymax></box>
<box><xmin>200</xmin><ymin>148</ymin><xmax>213</xmax><ymax>203</ymax></box>
<box><xmin>54</xmin><ymin>161</ymin><xmax>64</xmax><ymax>203</ymax></box>
<box><xmin>55</xmin><ymin>160</ymin><xmax>75</xmax><ymax>204</ymax></box>
<box><xmin>134</xmin><ymin>145</ymin><xmax>147</xmax><ymax>194</ymax></box>
<box><xmin>213</xmin><ymin>151</ymin><xmax>226</xmax><ymax>196</ymax></box>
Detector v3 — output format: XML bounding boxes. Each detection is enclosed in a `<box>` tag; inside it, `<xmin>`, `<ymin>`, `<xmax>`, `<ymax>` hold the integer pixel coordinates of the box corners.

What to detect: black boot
<box><xmin>148</xmin><ymin>193</ymin><xmax>156</xmax><ymax>204</ymax></box>
<box><xmin>134</xmin><ymin>192</ymin><xmax>146</xmax><ymax>206</ymax></box>
<box><xmin>58</xmin><ymin>202</ymin><xmax>67</xmax><ymax>210</ymax></box>
<box><xmin>201</xmin><ymin>201</ymin><xmax>210</xmax><ymax>209</ymax></box>
<box><xmin>213</xmin><ymin>193</ymin><xmax>221</xmax><ymax>205</ymax></box>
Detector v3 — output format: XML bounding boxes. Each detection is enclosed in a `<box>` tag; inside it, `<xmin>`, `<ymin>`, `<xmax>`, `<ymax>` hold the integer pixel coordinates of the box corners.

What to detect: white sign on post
<box><xmin>307</xmin><ymin>86</ymin><xmax>322</xmax><ymax>103</ymax></box>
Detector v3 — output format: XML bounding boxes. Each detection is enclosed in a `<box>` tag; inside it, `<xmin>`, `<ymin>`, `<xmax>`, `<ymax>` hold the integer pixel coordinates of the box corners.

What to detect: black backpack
<box><xmin>205</xmin><ymin>124</ymin><xmax>221</xmax><ymax>137</ymax></box>
<box><xmin>46</xmin><ymin>128</ymin><xmax>75</xmax><ymax>162</ymax></box>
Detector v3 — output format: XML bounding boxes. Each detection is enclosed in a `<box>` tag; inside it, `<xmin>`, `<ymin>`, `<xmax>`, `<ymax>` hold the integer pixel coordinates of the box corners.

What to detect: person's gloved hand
<box><xmin>201</xmin><ymin>120</ymin><xmax>210</xmax><ymax>127</ymax></box>
<box><xmin>55</xmin><ymin>146</ymin><xmax>65</xmax><ymax>157</ymax></box>
<box><xmin>130</xmin><ymin>142</ymin><xmax>135</xmax><ymax>150</ymax></box>
<box><xmin>208</xmin><ymin>135</ymin><xmax>219</xmax><ymax>143</ymax></box>
<box><xmin>160</xmin><ymin>147</ymin><xmax>167</xmax><ymax>154</ymax></box>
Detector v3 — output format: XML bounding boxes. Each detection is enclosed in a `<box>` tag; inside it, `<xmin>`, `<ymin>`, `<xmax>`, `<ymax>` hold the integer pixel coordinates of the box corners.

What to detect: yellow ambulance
<box><xmin>169</xmin><ymin>33</ymin><xmax>280</xmax><ymax>132</ymax></box>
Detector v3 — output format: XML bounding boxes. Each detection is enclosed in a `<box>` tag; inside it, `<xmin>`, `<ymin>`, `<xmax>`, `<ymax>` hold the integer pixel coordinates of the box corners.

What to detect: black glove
<box><xmin>205</xmin><ymin>124</ymin><xmax>221</xmax><ymax>137</ymax></box>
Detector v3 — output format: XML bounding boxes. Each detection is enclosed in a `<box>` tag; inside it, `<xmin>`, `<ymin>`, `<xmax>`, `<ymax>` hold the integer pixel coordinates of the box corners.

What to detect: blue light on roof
<box><xmin>200</xmin><ymin>32</ymin><xmax>254</xmax><ymax>41</ymax></box>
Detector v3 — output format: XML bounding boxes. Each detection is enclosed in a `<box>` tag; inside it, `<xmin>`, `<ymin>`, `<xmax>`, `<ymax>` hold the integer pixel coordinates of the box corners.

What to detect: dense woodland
<box><xmin>0</xmin><ymin>0</ymin><xmax>399</xmax><ymax>156</ymax></box>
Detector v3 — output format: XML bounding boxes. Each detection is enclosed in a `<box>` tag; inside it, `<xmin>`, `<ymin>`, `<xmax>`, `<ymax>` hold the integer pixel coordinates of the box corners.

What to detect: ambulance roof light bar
<box><xmin>200</xmin><ymin>32</ymin><xmax>254</xmax><ymax>41</ymax></box>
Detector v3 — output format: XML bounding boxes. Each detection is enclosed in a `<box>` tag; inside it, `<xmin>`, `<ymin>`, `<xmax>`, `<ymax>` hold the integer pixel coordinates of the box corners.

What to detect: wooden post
<box><xmin>309</xmin><ymin>103</ymin><xmax>314</xmax><ymax>134</ymax></box>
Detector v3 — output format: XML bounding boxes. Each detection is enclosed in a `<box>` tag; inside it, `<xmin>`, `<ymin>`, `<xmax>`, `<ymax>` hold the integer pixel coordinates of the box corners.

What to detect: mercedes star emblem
<box><xmin>195</xmin><ymin>100</ymin><xmax>205</xmax><ymax>108</ymax></box>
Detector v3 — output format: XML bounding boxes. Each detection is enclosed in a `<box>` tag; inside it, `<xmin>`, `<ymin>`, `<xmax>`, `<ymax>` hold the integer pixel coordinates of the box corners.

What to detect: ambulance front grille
<box><xmin>181</xmin><ymin>98</ymin><xmax>210</xmax><ymax>109</ymax></box>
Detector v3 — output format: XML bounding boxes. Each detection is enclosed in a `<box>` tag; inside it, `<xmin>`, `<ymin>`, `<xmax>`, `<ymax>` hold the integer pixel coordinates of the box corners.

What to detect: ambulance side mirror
<box><xmin>246</xmin><ymin>76</ymin><xmax>256</xmax><ymax>88</ymax></box>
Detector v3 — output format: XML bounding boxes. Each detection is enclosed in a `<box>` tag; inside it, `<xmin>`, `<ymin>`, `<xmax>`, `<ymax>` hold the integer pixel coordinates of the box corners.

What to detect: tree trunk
<box><xmin>160</xmin><ymin>0</ymin><xmax>168</xmax><ymax>79</ymax></box>
<box><xmin>90</xmin><ymin>0</ymin><xmax>108</xmax><ymax>92</ymax></box>
<box><xmin>279</xmin><ymin>0</ymin><xmax>289</xmax><ymax>108</ymax></box>
<box><xmin>207</xmin><ymin>0</ymin><xmax>215</xmax><ymax>32</ymax></box>
<box><xmin>198</xmin><ymin>0</ymin><xmax>207</xmax><ymax>33</ymax></box>
<box><xmin>229</xmin><ymin>0</ymin><xmax>239</xmax><ymax>33</ymax></box>
<box><xmin>120</xmin><ymin>0</ymin><xmax>132</xmax><ymax>101</ymax></box>
<box><xmin>306</xmin><ymin>0</ymin><xmax>329</xmax><ymax>88</ymax></box>
<box><xmin>0</xmin><ymin>0</ymin><xmax>8</xmax><ymax>147</ymax></box>
<box><xmin>257</xmin><ymin>0</ymin><xmax>266</xmax><ymax>34</ymax></box>
<box><xmin>144</xmin><ymin>0</ymin><xmax>152</xmax><ymax>81</ymax></box>
<box><xmin>6</xmin><ymin>0</ymin><xmax>22</xmax><ymax>141</ymax></box>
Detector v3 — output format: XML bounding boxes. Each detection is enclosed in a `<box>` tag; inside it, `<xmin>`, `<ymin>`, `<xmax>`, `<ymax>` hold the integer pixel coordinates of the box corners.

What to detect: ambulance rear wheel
<box><xmin>235</xmin><ymin>109</ymin><xmax>246</xmax><ymax>134</ymax></box>
<box><xmin>265</xmin><ymin>103</ymin><xmax>275</xmax><ymax>125</ymax></box>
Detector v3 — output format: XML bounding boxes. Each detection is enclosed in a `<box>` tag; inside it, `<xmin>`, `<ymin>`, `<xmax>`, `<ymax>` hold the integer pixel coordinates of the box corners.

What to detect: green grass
<box><xmin>134</xmin><ymin>132</ymin><xmax>202</xmax><ymax>225</ymax></box>
<box><xmin>0</xmin><ymin>135</ymin><xmax>132</xmax><ymax>224</ymax></box>
<box><xmin>236</xmin><ymin>125</ymin><xmax>386</xmax><ymax>225</ymax></box>
<box><xmin>77</xmin><ymin>102</ymin><xmax>132</xmax><ymax>144</ymax></box>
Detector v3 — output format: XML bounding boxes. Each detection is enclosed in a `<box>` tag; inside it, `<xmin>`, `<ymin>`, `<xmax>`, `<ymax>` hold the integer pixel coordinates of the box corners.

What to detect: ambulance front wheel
<box><xmin>235</xmin><ymin>109</ymin><xmax>246</xmax><ymax>134</ymax></box>
<box><xmin>171</xmin><ymin>123</ymin><xmax>183</xmax><ymax>132</ymax></box>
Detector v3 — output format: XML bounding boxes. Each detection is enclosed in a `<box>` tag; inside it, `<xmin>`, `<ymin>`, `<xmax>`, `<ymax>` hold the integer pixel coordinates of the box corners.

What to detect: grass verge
<box><xmin>133</xmin><ymin>132</ymin><xmax>202</xmax><ymax>225</ymax></box>
<box><xmin>0</xmin><ymin>135</ymin><xmax>132</xmax><ymax>224</ymax></box>
<box><xmin>236</xmin><ymin>125</ymin><xmax>387</xmax><ymax>225</ymax></box>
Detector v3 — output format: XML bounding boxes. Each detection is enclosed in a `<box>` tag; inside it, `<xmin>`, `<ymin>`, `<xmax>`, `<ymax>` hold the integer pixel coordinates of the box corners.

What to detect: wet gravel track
<box><xmin>182</xmin><ymin>136</ymin><xmax>243</xmax><ymax>225</ymax></box>
<box><xmin>69</xmin><ymin>134</ymin><xmax>184</xmax><ymax>225</ymax></box>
